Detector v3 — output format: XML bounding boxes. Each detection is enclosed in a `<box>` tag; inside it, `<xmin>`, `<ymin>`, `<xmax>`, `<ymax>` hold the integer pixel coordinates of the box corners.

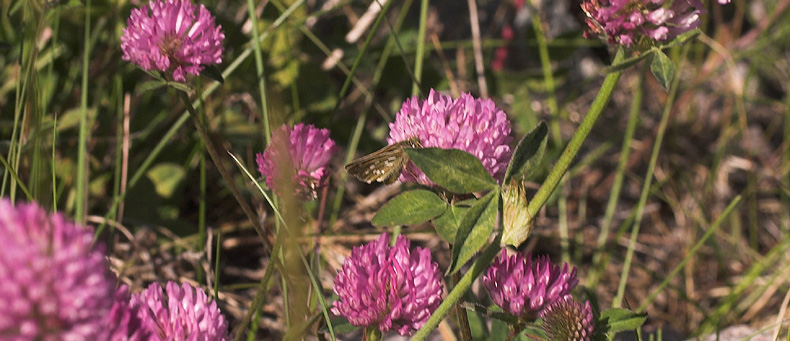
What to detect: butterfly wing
<box><xmin>345</xmin><ymin>137</ymin><xmax>421</xmax><ymax>184</ymax></box>
<box><xmin>345</xmin><ymin>143</ymin><xmax>407</xmax><ymax>184</ymax></box>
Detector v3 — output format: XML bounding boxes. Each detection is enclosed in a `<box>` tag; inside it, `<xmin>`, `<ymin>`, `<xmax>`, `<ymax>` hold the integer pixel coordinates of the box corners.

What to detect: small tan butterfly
<box><xmin>580</xmin><ymin>0</ymin><xmax>606</xmax><ymax>38</ymax></box>
<box><xmin>345</xmin><ymin>137</ymin><xmax>423</xmax><ymax>184</ymax></box>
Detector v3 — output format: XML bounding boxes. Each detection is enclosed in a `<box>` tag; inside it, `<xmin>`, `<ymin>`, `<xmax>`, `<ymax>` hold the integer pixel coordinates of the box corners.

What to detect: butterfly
<box><xmin>345</xmin><ymin>137</ymin><xmax>423</xmax><ymax>184</ymax></box>
<box><xmin>579</xmin><ymin>0</ymin><xmax>607</xmax><ymax>39</ymax></box>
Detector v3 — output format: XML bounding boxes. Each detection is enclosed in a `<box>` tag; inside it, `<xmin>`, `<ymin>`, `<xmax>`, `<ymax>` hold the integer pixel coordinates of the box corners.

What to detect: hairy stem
<box><xmin>177</xmin><ymin>91</ymin><xmax>269</xmax><ymax>250</ymax></box>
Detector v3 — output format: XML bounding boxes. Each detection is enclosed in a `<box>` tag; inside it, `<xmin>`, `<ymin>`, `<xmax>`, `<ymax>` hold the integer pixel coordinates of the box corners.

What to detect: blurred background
<box><xmin>1</xmin><ymin>0</ymin><xmax>788</xmax><ymax>338</ymax></box>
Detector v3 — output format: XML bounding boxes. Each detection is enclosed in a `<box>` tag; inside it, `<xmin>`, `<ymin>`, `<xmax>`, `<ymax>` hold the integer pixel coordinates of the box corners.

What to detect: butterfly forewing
<box><xmin>345</xmin><ymin>137</ymin><xmax>422</xmax><ymax>184</ymax></box>
<box><xmin>580</xmin><ymin>1</ymin><xmax>606</xmax><ymax>38</ymax></box>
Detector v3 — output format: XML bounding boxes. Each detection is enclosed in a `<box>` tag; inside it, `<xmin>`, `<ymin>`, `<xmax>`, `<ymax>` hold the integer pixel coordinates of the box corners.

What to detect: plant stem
<box><xmin>526</xmin><ymin>48</ymin><xmax>625</xmax><ymax>220</ymax></box>
<box><xmin>782</xmin><ymin>77</ymin><xmax>790</xmax><ymax>233</ymax></box>
<box><xmin>589</xmin><ymin>61</ymin><xmax>646</xmax><ymax>286</ymax></box>
<box><xmin>467</xmin><ymin>0</ymin><xmax>488</xmax><ymax>97</ymax></box>
<box><xmin>228</xmin><ymin>151</ymin><xmax>336</xmax><ymax>339</ymax></box>
<box><xmin>213</xmin><ymin>225</ymin><xmax>222</xmax><ymax>299</ymax></box>
<box><xmin>412</xmin><ymin>236</ymin><xmax>502</xmax><ymax>340</ymax></box>
<box><xmin>333</xmin><ymin>0</ymin><xmax>395</xmax><ymax>114</ymax></box>
<box><xmin>244</xmin><ymin>0</ymin><xmax>272</xmax><ymax>144</ymax></box>
<box><xmin>452</xmin><ymin>272</ymin><xmax>473</xmax><ymax>341</ymax></box>
<box><xmin>328</xmin><ymin>0</ymin><xmax>412</xmax><ymax>228</ymax></box>
<box><xmin>176</xmin><ymin>91</ymin><xmax>269</xmax><ymax>249</ymax></box>
<box><xmin>531</xmin><ymin>6</ymin><xmax>561</xmax><ymax>142</ymax></box>
<box><xmin>233</xmin><ymin>233</ymin><xmax>283</xmax><ymax>341</ymax></box>
<box><xmin>613</xmin><ymin>45</ymin><xmax>688</xmax><ymax>308</ymax></box>
<box><xmin>198</xmin><ymin>108</ymin><xmax>207</xmax><ymax>284</ymax></box>
<box><xmin>531</xmin><ymin>5</ymin><xmax>570</xmax><ymax>263</ymax></box>
<box><xmin>0</xmin><ymin>154</ymin><xmax>32</xmax><ymax>200</ymax></box>
<box><xmin>411</xmin><ymin>0</ymin><xmax>428</xmax><ymax>95</ymax></box>
<box><xmin>76</xmin><ymin>0</ymin><xmax>92</xmax><ymax>223</ymax></box>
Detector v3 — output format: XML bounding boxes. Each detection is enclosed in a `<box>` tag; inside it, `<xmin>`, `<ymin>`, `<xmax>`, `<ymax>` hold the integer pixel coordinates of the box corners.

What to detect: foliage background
<box><xmin>1</xmin><ymin>0</ymin><xmax>789</xmax><ymax>338</ymax></box>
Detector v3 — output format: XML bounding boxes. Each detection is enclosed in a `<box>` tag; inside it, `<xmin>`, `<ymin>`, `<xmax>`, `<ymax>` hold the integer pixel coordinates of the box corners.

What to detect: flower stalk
<box><xmin>526</xmin><ymin>48</ymin><xmax>625</xmax><ymax>220</ymax></box>
<box><xmin>232</xmin><ymin>232</ymin><xmax>284</xmax><ymax>341</ymax></box>
<box><xmin>614</xmin><ymin>44</ymin><xmax>688</xmax><ymax>308</ymax></box>
<box><xmin>452</xmin><ymin>272</ymin><xmax>473</xmax><ymax>341</ymax></box>
<box><xmin>176</xmin><ymin>90</ymin><xmax>268</xmax><ymax>248</ymax></box>
<box><xmin>589</xmin><ymin>61</ymin><xmax>647</xmax><ymax>287</ymax></box>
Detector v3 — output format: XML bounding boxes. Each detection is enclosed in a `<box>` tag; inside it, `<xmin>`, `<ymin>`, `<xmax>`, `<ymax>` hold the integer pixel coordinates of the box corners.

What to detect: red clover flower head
<box><xmin>256</xmin><ymin>123</ymin><xmax>337</xmax><ymax>200</ymax></box>
<box><xmin>130</xmin><ymin>281</ymin><xmax>230</xmax><ymax>340</ymax></box>
<box><xmin>482</xmin><ymin>251</ymin><xmax>578</xmax><ymax>320</ymax></box>
<box><xmin>582</xmin><ymin>0</ymin><xmax>705</xmax><ymax>47</ymax></box>
<box><xmin>541</xmin><ymin>298</ymin><xmax>595</xmax><ymax>341</ymax></box>
<box><xmin>0</xmin><ymin>199</ymin><xmax>116</xmax><ymax>340</ymax></box>
<box><xmin>387</xmin><ymin>89</ymin><xmax>513</xmax><ymax>186</ymax></box>
<box><xmin>121</xmin><ymin>0</ymin><xmax>225</xmax><ymax>81</ymax></box>
<box><xmin>331</xmin><ymin>233</ymin><xmax>443</xmax><ymax>336</ymax></box>
<box><xmin>102</xmin><ymin>285</ymin><xmax>150</xmax><ymax>341</ymax></box>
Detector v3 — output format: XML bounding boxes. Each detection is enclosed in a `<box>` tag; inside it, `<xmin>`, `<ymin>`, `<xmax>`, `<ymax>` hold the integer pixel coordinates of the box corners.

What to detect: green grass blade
<box><xmin>411</xmin><ymin>0</ymin><xmax>428</xmax><ymax>96</ymax></box>
<box><xmin>75</xmin><ymin>0</ymin><xmax>92</xmax><ymax>223</ymax></box>
<box><xmin>228</xmin><ymin>152</ymin><xmax>336</xmax><ymax>339</ymax></box>
<box><xmin>0</xmin><ymin>153</ymin><xmax>33</xmax><ymax>201</ymax></box>
<box><xmin>328</xmin><ymin>0</ymin><xmax>414</xmax><ymax>229</ymax></box>
<box><xmin>589</xmin><ymin>64</ymin><xmax>646</xmax><ymax>286</ymax></box>
<box><xmin>244</xmin><ymin>0</ymin><xmax>272</xmax><ymax>144</ymax></box>
<box><xmin>331</xmin><ymin>0</ymin><xmax>395</xmax><ymax>115</ymax></box>
<box><xmin>637</xmin><ymin>195</ymin><xmax>742</xmax><ymax>311</ymax></box>
<box><xmin>613</xmin><ymin>45</ymin><xmax>688</xmax><ymax>308</ymax></box>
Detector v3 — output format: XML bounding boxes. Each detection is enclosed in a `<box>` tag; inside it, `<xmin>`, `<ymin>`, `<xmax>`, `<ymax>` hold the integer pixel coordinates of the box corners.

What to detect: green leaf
<box><xmin>467</xmin><ymin>304</ymin><xmax>517</xmax><ymax>325</ymax></box>
<box><xmin>322</xmin><ymin>316</ymin><xmax>357</xmax><ymax>334</ymax></box>
<box><xmin>405</xmin><ymin>148</ymin><xmax>498</xmax><ymax>193</ymax></box>
<box><xmin>517</xmin><ymin>325</ymin><xmax>547</xmax><ymax>340</ymax></box>
<box><xmin>142</xmin><ymin>69</ymin><xmax>165</xmax><ymax>81</ymax></box>
<box><xmin>372</xmin><ymin>190</ymin><xmax>447</xmax><ymax>227</ymax></box>
<box><xmin>603</xmin><ymin>50</ymin><xmax>653</xmax><ymax>74</ymax></box>
<box><xmin>448</xmin><ymin>191</ymin><xmax>499</xmax><ymax>274</ymax></box>
<box><xmin>504</xmin><ymin>121</ymin><xmax>548</xmax><ymax>183</ymax></box>
<box><xmin>57</xmin><ymin>107</ymin><xmax>96</xmax><ymax>131</ymax></box>
<box><xmin>65</xmin><ymin>0</ymin><xmax>83</xmax><ymax>6</ymax></box>
<box><xmin>166</xmin><ymin>81</ymin><xmax>193</xmax><ymax>93</ymax></box>
<box><xmin>146</xmin><ymin>163</ymin><xmax>186</xmax><ymax>198</ymax></box>
<box><xmin>200</xmin><ymin>65</ymin><xmax>225</xmax><ymax>84</ymax></box>
<box><xmin>579</xmin><ymin>286</ymin><xmax>602</xmax><ymax>316</ymax></box>
<box><xmin>599</xmin><ymin>308</ymin><xmax>647</xmax><ymax>336</ymax></box>
<box><xmin>660</xmin><ymin>29</ymin><xmax>701</xmax><ymax>49</ymax></box>
<box><xmin>490</xmin><ymin>314</ymin><xmax>513</xmax><ymax>340</ymax></box>
<box><xmin>431</xmin><ymin>203</ymin><xmax>470</xmax><ymax>242</ymax></box>
<box><xmin>465</xmin><ymin>307</ymin><xmax>489</xmax><ymax>340</ymax></box>
<box><xmin>135</xmin><ymin>80</ymin><xmax>166</xmax><ymax>95</ymax></box>
<box><xmin>650</xmin><ymin>49</ymin><xmax>675</xmax><ymax>91</ymax></box>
